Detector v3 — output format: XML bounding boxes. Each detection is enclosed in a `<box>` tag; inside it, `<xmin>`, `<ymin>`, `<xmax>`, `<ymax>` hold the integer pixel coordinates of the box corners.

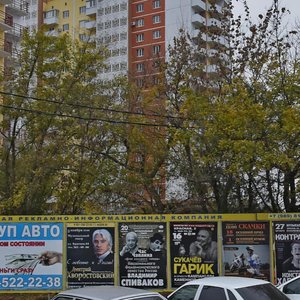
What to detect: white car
<box><xmin>51</xmin><ymin>286</ymin><xmax>167</xmax><ymax>300</ymax></box>
<box><xmin>167</xmin><ymin>276</ymin><xmax>290</xmax><ymax>300</ymax></box>
<box><xmin>277</xmin><ymin>276</ymin><xmax>300</xmax><ymax>300</ymax></box>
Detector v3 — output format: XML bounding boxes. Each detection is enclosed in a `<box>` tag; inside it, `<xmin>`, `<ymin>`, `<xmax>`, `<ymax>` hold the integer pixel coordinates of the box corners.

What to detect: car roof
<box><xmin>182</xmin><ymin>276</ymin><xmax>270</xmax><ymax>289</ymax></box>
<box><xmin>56</xmin><ymin>286</ymin><xmax>164</xmax><ymax>300</ymax></box>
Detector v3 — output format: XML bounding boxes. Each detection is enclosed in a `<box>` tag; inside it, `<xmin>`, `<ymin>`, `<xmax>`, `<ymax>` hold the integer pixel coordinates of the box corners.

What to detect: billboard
<box><xmin>66</xmin><ymin>223</ymin><xmax>115</xmax><ymax>288</ymax></box>
<box><xmin>0</xmin><ymin>222</ymin><xmax>63</xmax><ymax>290</ymax></box>
<box><xmin>119</xmin><ymin>222</ymin><xmax>167</xmax><ymax>288</ymax></box>
<box><xmin>170</xmin><ymin>222</ymin><xmax>218</xmax><ymax>287</ymax></box>
<box><xmin>222</xmin><ymin>221</ymin><xmax>270</xmax><ymax>281</ymax></box>
<box><xmin>274</xmin><ymin>221</ymin><xmax>300</xmax><ymax>285</ymax></box>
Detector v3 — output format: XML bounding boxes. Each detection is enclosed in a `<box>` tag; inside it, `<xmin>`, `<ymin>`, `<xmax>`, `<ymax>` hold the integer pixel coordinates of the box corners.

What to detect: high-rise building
<box><xmin>0</xmin><ymin>0</ymin><xmax>28</xmax><ymax>73</ymax></box>
<box><xmin>20</xmin><ymin>0</ymin><xmax>229</xmax><ymax>81</ymax></box>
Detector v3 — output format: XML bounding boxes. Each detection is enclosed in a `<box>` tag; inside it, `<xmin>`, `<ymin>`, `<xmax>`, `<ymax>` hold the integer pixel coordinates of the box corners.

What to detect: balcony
<box><xmin>86</xmin><ymin>0</ymin><xmax>96</xmax><ymax>16</ymax></box>
<box><xmin>85</xmin><ymin>20</ymin><xmax>96</xmax><ymax>29</ymax></box>
<box><xmin>5</xmin><ymin>22</ymin><xmax>27</xmax><ymax>40</ymax></box>
<box><xmin>0</xmin><ymin>10</ymin><xmax>13</xmax><ymax>31</ymax></box>
<box><xmin>43</xmin><ymin>9</ymin><xmax>59</xmax><ymax>25</ymax></box>
<box><xmin>0</xmin><ymin>0</ymin><xmax>13</xmax><ymax>4</ymax></box>
<box><xmin>6</xmin><ymin>0</ymin><xmax>29</xmax><ymax>16</ymax></box>
<box><xmin>191</xmin><ymin>13</ymin><xmax>205</xmax><ymax>26</ymax></box>
<box><xmin>0</xmin><ymin>38</ymin><xmax>12</xmax><ymax>57</ymax></box>
<box><xmin>192</xmin><ymin>0</ymin><xmax>206</xmax><ymax>12</ymax></box>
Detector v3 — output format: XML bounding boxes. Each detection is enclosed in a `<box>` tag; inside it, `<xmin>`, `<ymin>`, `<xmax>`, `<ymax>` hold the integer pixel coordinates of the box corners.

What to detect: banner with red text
<box><xmin>222</xmin><ymin>221</ymin><xmax>270</xmax><ymax>281</ymax></box>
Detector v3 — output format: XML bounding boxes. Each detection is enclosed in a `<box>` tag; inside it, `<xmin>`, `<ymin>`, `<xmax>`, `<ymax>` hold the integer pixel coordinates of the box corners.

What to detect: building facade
<box><xmin>0</xmin><ymin>0</ymin><xmax>28</xmax><ymax>73</ymax></box>
<box><xmin>19</xmin><ymin>0</ymin><xmax>229</xmax><ymax>81</ymax></box>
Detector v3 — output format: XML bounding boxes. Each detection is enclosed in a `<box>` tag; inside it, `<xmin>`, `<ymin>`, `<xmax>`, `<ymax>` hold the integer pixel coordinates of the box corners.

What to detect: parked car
<box><xmin>277</xmin><ymin>275</ymin><xmax>300</xmax><ymax>300</ymax></box>
<box><xmin>167</xmin><ymin>276</ymin><xmax>290</xmax><ymax>300</ymax></box>
<box><xmin>51</xmin><ymin>286</ymin><xmax>167</xmax><ymax>300</ymax></box>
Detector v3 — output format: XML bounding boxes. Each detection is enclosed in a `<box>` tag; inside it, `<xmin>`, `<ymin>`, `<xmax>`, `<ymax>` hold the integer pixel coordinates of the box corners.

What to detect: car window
<box><xmin>198</xmin><ymin>285</ymin><xmax>226</xmax><ymax>300</ymax></box>
<box><xmin>227</xmin><ymin>289</ymin><xmax>238</xmax><ymax>300</ymax></box>
<box><xmin>134</xmin><ymin>297</ymin><xmax>163</xmax><ymax>300</ymax></box>
<box><xmin>53</xmin><ymin>297</ymin><xmax>74</xmax><ymax>300</ymax></box>
<box><xmin>237</xmin><ymin>283</ymin><xmax>290</xmax><ymax>300</ymax></box>
<box><xmin>168</xmin><ymin>284</ymin><xmax>199</xmax><ymax>300</ymax></box>
<box><xmin>283</xmin><ymin>278</ymin><xmax>300</xmax><ymax>294</ymax></box>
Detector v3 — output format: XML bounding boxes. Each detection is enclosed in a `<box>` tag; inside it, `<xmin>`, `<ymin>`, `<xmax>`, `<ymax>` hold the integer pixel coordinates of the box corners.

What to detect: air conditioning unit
<box><xmin>131</xmin><ymin>22</ymin><xmax>136</xmax><ymax>26</ymax></box>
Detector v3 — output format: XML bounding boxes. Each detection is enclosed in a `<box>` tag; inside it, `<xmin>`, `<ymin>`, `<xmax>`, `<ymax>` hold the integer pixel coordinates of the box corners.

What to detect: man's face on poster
<box><xmin>291</xmin><ymin>243</ymin><xmax>300</xmax><ymax>259</ymax></box>
<box><xmin>126</xmin><ymin>233</ymin><xmax>137</xmax><ymax>250</ymax></box>
<box><xmin>150</xmin><ymin>239</ymin><xmax>163</xmax><ymax>252</ymax></box>
<box><xmin>93</xmin><ymin>234</ymin><xmax>110</xmax><ymax>256</ymax></box>
<box><xmin>197</xmin><ymin>230</ymin><xmax>211</xmax><ymax>246</ymax></box>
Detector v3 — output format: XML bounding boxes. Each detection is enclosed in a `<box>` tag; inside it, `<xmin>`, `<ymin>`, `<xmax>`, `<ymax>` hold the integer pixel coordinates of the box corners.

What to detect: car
<box><xmin>51</xmin><ymin>285</ymin><xmax>167</xmax><ymax>300</ymax></box>
<box><xmin>167</xmin><ymin>276</ymin><xmax>290</xmax><ymax>300</ymax></box>
<box><xmin>277</xmin><ymin>275</ymin><xmax>300</xmax><ymax>300</ymax></box>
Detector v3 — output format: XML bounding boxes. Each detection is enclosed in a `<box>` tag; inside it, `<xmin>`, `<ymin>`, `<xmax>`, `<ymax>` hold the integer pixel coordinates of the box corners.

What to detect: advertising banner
<box><xmin>66</xmin><ymin>223</ymin><xmax>115</xmax><ymax>288</ymax></box>
<box><xmin>274</xmin><ymin>221</ymin><xmax>300</xmax><ymax>285</ymax></box>
<box><xmin>222</xmin><ymin>221</ymin><xmax>270</xmax><ymax>281</ymax></box>
<box><xmin>119</xmin><ymin>222</ymin><xmax>167</xmax><ymax>288</ymax></box>
<box><xmin>0</xmin><ymin>222</ymin><xmax>63</xmax><ymax>290</ymax></box>
<box><xmin>170</xmin><ymin>222</ymin><xmax>218</xmax><ymax>288</ymax></box>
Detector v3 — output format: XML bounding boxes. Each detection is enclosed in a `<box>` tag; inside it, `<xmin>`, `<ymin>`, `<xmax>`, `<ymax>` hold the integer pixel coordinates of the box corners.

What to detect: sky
<box><xmin>233</xmin><ymin>0</ymin><xmax>300</xmax><ymax>25</ymax></box>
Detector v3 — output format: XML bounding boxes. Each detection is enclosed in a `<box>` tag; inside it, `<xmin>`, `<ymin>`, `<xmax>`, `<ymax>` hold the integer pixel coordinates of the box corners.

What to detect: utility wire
<box><xmin>0</xmin><ymin>103</ymin><xmax>191</xmax><ymax>129</ymax></box>
<box><xmin>0</xmin><ymin>91</ymin><xmax>186</xmax><ymax>121</ymax></box>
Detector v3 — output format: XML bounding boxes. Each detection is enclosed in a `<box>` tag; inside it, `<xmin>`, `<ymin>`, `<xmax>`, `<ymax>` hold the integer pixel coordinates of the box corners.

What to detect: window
<box><xmin>120</xmin><ymin>17</ymin><xmax>127</xmax><ymax>26</ymax></box>
<box><xmin>79</xmin><ymin>20</ymin><xmax>86</xmax><ymax>28</ymax></box>
<box><xmin>153</xmin><ymin>30</ymin><xmax>161</xmax><ymax>39</ymax></box>
<box><xmin>79</xmin><ymin>6</ymin><xmax>86</xmax><ymax>14</ymax></box>
<box><xmin>120</xmin><ymin>32</ymin><xmax>127</xmax><ymax>40</ymax></box>
<box><xmin>199</xmin><ymin>286</ymin><xmax>227</xmax><ymax>300</ymax></box>
<box><xmin>237</xmin><ymin>283</ymin><xmax>289</xmax><ymax>300</ymax></box>
<box><xmin>136</xmin><ymin>48</ymin><xmax>144</xmax><ymax>57</ymax></box>
<box><xmin>153</xmin><ymin>0</ymin><xmax>161</xmax><ymax>8</ymax></box>
<box><xmin>63</xmin><ymin>10</ymin><xmax>69</xmax><ymax>18</ymax></box>
<box><xmin>137</xmin><ymin>18</ymin><xmax>144</xmax><ymax>27</ymax></box>
<box><xmin>120</xmin><ymin>47</ymin><xmax>127</xmax><ymax>55</ymax></box>
<box><xmin>136</xmin><ymin>33</ymin><xmax>144</xmax><ymax>42</ymax></box>
<box><xmin>136</xmin><ymin>3</ymin><xmax>144</xmax><ymax>12</ymax></box>
<box><xmin>153</xmin><ymin>45</ymin><xmax>161</xmax><ymax>54</ymax></box>
<box><xmin>168</xmin><ymin>285</ymin><xmax>199</xmax><ymax>300</ymax></box>
<box><xmin>152</xmin><ymin>15</ymin><xmax>160</xmax><ymax>24</ymax></box>
<box><xmin>112</xmin><ymin>4</ymin><xmax>119</xmax><ymax>12</ymax></box>
<box><xmin>62</xmin><ymin>23</ymin><xmax>69</xmax><ymax>31</ymax></box>
<box><xmin>136</xmin><ymin>63</ymin><xmax>144</xmax><ymax>72</ymax></box>
<box><xmin>282</xmin><ymin>278</ymin><xmax>300</xmax><ymax>294</ymax></box>
<box><xmin>105</xmin><ymin>6</ymin><xmax>111</xmax><ymax>14</ymax></box>
<box><xmin>120</xmin><ymin>2</ymin><xmax>127</xmax><ymax>11</ymax></box>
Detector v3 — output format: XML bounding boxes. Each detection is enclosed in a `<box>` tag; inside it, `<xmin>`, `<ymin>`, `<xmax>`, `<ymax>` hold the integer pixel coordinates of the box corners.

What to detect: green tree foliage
<box><xmin>165</xmin><ymin>0</ymin><xmax>300</xmax><ymax>213</ymax></box>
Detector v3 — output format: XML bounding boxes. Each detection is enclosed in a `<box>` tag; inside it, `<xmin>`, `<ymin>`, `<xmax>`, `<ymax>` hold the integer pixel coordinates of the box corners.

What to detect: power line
<box><xmin>0</xmin><ymin>91</ymin><xmax>186</xmax><ymax>121</ymax></box>
<box><xmin>0</xmin><ymin>103</ymin><xmax>191</xmax><ymax>129</ymax></box>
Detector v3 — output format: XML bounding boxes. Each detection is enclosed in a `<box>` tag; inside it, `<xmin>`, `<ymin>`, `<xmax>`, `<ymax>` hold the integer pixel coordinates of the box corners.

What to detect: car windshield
<box><xmin>236</xmin><ymin>283</ymin><xmax>290</xmax><ymax>300</ymax></box>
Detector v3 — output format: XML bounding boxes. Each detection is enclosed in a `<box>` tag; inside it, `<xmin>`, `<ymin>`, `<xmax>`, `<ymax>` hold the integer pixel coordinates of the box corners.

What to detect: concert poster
<box><xmin>222</xmin><ymin>221</ymin><xmax>270</xmax><ymax>281</ymax></box>
<box><xmin>170</xmin><ymin>222</ymin><xmax>218</xmax><ymax>288</ymax></box>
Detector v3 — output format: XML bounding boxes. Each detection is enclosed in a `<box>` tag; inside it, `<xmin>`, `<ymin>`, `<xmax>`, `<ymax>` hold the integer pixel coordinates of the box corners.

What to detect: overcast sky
<box><xmin>233</xmin><ymin>0</ymin><xmax>300</xmax><ymax>25</ymax></box>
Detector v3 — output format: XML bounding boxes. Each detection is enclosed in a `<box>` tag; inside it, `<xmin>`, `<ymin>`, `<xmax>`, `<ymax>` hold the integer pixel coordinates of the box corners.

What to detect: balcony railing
<box><xmin>6</xmin><ymin>0</ymin><xmax>29</xmax><ymax>16</ymax></box>
<box><xmin>0</xmin><ymin>38</ymin><xmax>13</xmax><ymax>57</ymax></box>
<box><xmin>0</xmin><ymin>10</ymin><xmax>13</xmax><ymax>30</ymax></box>
<box><xmin>6</xmin><ymin>22</ymin><xmax>27</xmax><ymax>39</ymax></box>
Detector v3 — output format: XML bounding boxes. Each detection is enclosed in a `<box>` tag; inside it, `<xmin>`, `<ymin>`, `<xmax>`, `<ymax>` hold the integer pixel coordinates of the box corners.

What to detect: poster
<box><xmin>222</xmin><ymin>221</ymin><xmax>270</xmax><ymax>281</ymax></box>
<box><xmin>170</xmin><ymin>222</ymin><xmax>218</xmax><ymax>288</ymax></box>
<box><xmin>119</xmin><ymin>222</ymin><xmax>167</xmax><ymax>288</ymax></box>
<box><xmin>0</xmin><ymin>222</ymin><xmax>63</xmax><ymax>290</ymax></box>
<box><xmin>67</xmin><ymin>223</ymin><xmax>115</xmax><ymax>288</ymax></box>
<box><xmin>274</xmin><ymin>221</ymin><xmax>300</xmax><ymax>285</ymax></box>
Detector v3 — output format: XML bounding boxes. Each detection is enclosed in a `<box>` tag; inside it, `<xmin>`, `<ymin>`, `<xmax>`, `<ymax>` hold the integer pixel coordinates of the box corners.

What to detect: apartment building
<box><xmin>19</xmin><ymin>0</ymin><xmax>229</xmax><ymax>81</ymax></box>
<box><xmin>0</xmin><ymin>0</ymin><xmax>28</xmax><ymax>73</ymax></box>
